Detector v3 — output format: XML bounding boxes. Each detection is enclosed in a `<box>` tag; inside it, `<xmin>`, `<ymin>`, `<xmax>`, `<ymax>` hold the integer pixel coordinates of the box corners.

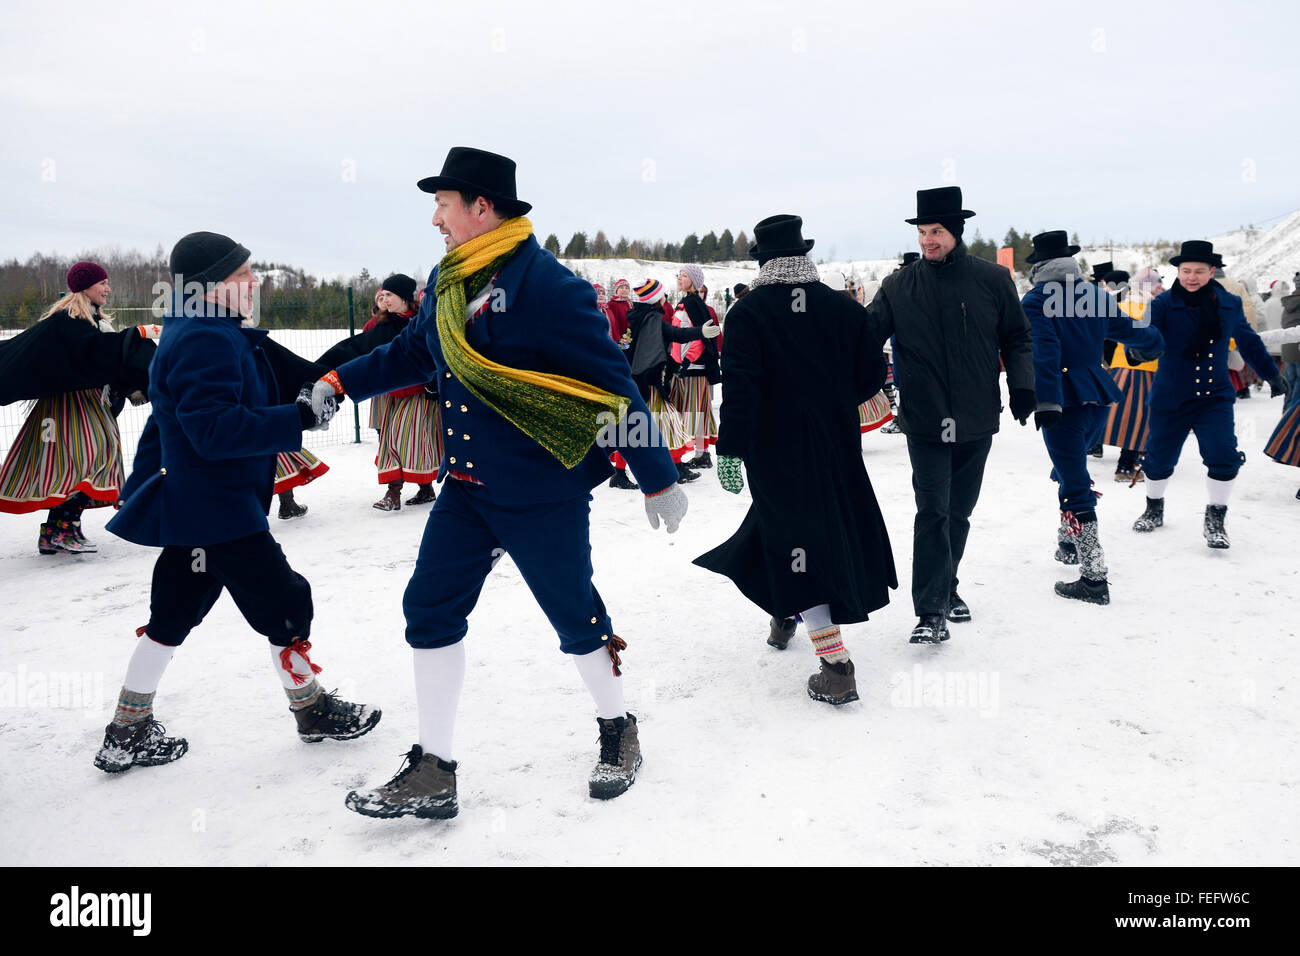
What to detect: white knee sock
<box><xmin>1207</xmin><ymin>476</ymin><xmax>1235</xmax><ymax>506</ymax></box>
<box><xmin>271</xmin><ymin>643</ymin><xmax>319</xmax><ymax>690</ymax></box>
<box><xmin>573</xmin><ymin>647</ymin><xmax>626</xmax><ymax>719</ymax></box>
<box><xmin>414</xmin><ymin>644</ymin><xmax>467</xmax><ymax>763</ymax></box>
<box><xmin>1145</xmin><ymin>477</ymin><xmax>1170</xmax><ymax>500</ymax></box>
<box><xmin>799</xmin><ymin>604</ymin><xmax>834</xmax><ymax>632</ymax></box>
<box><xmin>122</xmin><ymin>635</ymin><xmax>176</xmax><ymax>694</ymax></box>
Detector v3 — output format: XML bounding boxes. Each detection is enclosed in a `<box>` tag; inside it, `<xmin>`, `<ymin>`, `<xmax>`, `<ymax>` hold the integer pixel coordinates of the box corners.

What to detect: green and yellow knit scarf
<box><xmin>434</xmin><ymin>216</ymin><xmax>631</xmax><ymax>468</ymax></box>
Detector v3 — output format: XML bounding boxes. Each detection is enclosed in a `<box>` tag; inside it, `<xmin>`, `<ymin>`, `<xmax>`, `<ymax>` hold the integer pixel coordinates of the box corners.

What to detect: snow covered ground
<box><xmin>2</xmin><ymin>380</ymin><xmax>1297</xmax><ymax>867</ymax></box>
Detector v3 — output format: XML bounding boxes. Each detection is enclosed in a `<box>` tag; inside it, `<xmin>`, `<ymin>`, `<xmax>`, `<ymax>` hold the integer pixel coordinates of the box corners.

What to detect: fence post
<box><xmin>348</xmin><ymin>286</ymin><xmax>360</xmax><ymax>444</ymax></box>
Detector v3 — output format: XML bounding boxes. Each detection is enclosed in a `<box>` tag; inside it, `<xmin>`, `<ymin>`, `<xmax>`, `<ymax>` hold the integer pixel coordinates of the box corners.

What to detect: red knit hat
<box><xmin>67</xmin><ymin>260</ymin><xmax>108</xmax><ymax>293</ymax></box>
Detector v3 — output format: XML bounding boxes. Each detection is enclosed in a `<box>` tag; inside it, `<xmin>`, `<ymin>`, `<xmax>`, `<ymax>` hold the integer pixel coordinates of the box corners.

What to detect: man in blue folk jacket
<box><xmin>309</xmin><ymin>148</ymin><xmax>687</xmax><ymax>818</ymax></box>
<box><xmin>1131</xmin><ymin>241</ymin><xmax>1288</xmax><ymax>548</ymax></box>
<box><xmin>96</xmin><ymin>232</ymin><xmax>380</xmax><ymax>774</ymax></box>
<box><xmin>1021</xmin><ymin>231</ymin><xmax>1164</xmax><ymax>605</ymax></box>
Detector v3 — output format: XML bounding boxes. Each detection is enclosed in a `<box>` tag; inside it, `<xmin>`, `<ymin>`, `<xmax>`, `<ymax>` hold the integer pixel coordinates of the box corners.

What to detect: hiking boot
<box><xmin>93</xmin><ymin>717</ymin><xmax>188</xmax><ymax>773</ymax></box>
<box><xmin>1204</xmin><ymin>504</ymin><xmax>1230</xmax><ymax>549</ymax></box>
<box><xmin>608</xmin><ymin>469</ymin><xmax>639</xmax><ymax>491</ymax></box>
<box><xmin>293</xmin><ymin>688</ymin><xmax>382</xmax><ymax>742</ymax></box>
<box><xmin>590</xmin><ymin>713</ymin><xmax>642</xmax><ymax>800</ymax></box>
<box><xmin>278</xmin><ymin>500</ymin><xmax>309</xmax><ymax>519</ymax></box>
<box><xmin>909</xmin><ymin>614</ymin><xmax>949</xmax><ymax>644</ymax></box>
<box><xmin>946</xmin><ymin>590</ymin><xmax>970</xmax><ymax>623</ymax></box>
<box><xmin>1132</xmin><ymin>497</ymin><xmax>1164</xmax><ymax>533</ymax></box>
<box><xmin>405</xmin><ymin>484</ymin><xmax>436</xmax><ymax>505</ymax></box>
<box><xmin>675</xmin><ymin>462</ymin><xmax>699</xmax><ymax>484</ymax></box>
<box><xmin>690</xmin><ymin>451</ymin><xmax>713</xmax><ymax>470</ymax></box>
<box><xmin>807</xmin><ymin>658</ymin><xmax>858</xmax><ymax>705</ymax></box>
<box><xmin>767</xmin><ymin>615</ymin><xmax>797</xmax><ymax>650</ymax></box>
<box><xmin>373</xmin><ymin>486</ymin><xmax>402</xmax><ymax>511</ymax></box>
<box><xmin>1054</xmin><ymin>577</ymin><xmax>1111</xmax><ymax>605</ymax></box>
<box><xmin>345</xmin><ymin>745</ymin><xmax>458</xmax><ymax>819</ymax></box>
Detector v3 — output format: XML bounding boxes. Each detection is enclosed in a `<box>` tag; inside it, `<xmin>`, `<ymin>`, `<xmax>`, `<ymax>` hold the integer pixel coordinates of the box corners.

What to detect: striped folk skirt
<box><xmin>1265</xmin><ymin>402</ymin><xmax>1300</xmax><ymax>467</ymax></box>
<box><xmin>611</xmin><ymin>389</ymin><xmax>695</xmax><ymax>468</ymax></box>
<box><xmin>274</xmin><ymin>447</ymin><xmax>330</xmax><ymax>495</ymax></box>
<box><xmin>669</xmin><ymin>374</ymin><xmax>717</xmax><ymax>448</ymax></box>
<box><xmin>373</xmin><ymin>391</ymin><xmax>443</xmax><ymax>485</ymax></box>
<box><xmin>0</xmin><ymin>388</ymin><xmax>124</xmax><ymax>514</ymax></box>
<box><xmin>858</xmin><ymin>390</ymin><xmax>894</xmax><ymax>434</ymax></box>
<box><xmin>1101</xmin><ymin>368</ymin><xmax>1152</xmax><ymax>451</ymax></box>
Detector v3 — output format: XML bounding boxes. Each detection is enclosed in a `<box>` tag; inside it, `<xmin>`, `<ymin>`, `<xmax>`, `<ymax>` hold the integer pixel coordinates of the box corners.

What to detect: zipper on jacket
<box><xmin>961</xmin><ymin>301</ymin><xmax>967</xmax><ymax>336</ymax></box>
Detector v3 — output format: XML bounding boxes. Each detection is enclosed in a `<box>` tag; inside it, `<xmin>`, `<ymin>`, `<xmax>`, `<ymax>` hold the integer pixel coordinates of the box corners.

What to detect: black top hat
<box><xmin>1169</xmin><ymin>240</ymin><xmax>1223</xmax><ymax>268</ymax></box>
<box><xmin>904</xmin><ymin>186</ymin><xmax>976</xmax><ymax>225</ymax></box>
<box><xmin>1103</xmin><ymin>270</ymin><xmax>1130</xmax><ymax>285</ymax></box>
<box><xmin>1025</xmin><ymin>230</ymin><xmax>1081</xmax><ymax>264</ymax></box>
<box><xmin>1089</xmin><ymin>261</ymin><xmax>1114</xmax><ymax>282</ymax></box>
<box><xmin>748</xmin><ymin>214</ymin><xmax>815</xmax><ymax>262</ymax></box>
<box><xmin>417</xmin><ymin>147</ymin><xmax>532</xmax><ymax>218</ymax></box>
<box><xmin>901</xmin><ymin>252</ymin><xmax>921</xmax><ymax>266</ymax></box>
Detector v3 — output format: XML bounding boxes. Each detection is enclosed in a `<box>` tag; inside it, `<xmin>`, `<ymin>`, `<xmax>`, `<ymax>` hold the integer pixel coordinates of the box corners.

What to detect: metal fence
<box><xmin>1</xmin><ymin>296</ymin><xmax>378</xmax><ymax>468</ymax></box>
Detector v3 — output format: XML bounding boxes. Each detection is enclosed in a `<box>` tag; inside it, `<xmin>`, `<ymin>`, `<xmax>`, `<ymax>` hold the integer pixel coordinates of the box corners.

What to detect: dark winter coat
<box><xmin>865</xmin><ymin>244</ymin><xmax>1034</xmax><ymax>442</ymax></box>
<box><xmin>676</xmin><ymin>293</ymin><xmax>722</xmax><ymax>383</ymax></box>
<box><xmin>0</xmin><ymin>309</ymin><xmax>155</xmax><ymax>406</ymax></box>
<box><xmin>693</xmin><ymin>280</ymin><xmax>896</xmax><ymax>623</ymax></box>
<box><xmin>1146</xmin><ymin>282</ymin><xmax>1278</xmax><ymax>411</ymax></box>
<box><xmin>1021</xmin><ymin>277</ymin><xmax>1165</xmax><ymax>409</ymax></box>
<box><xmin>334</xmin><ymin>235</ymin><xmax>679</xmax><ymax>502</ymax></box>
<box><xmin>626</xmin><ymin>300</ymin><xmax>705</xmax><ymax>400</ymax></box>
<box><xmin>1281</xmin><ymin>293</ymin><xmax>1300</xmax><ymax>365</ymax></box>
<box><xmin>108</xmin><ymin>307</ymin><xmax>304</xmax><ymax>547</ymax></box>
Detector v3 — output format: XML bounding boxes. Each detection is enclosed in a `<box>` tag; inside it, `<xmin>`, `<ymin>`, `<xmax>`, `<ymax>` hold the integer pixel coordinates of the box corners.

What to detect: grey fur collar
<box><xmin>749</xmin><ymin>256</ymin><xmax>821</xmax><ymax>288</ymax></box>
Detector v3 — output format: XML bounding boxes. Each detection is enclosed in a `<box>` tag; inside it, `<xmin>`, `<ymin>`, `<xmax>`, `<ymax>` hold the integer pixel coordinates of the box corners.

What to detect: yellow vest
<box><xmin>1110</xmin><ymin>301</ymin><xmax>1159</xmax><ymax>371</ymax></box>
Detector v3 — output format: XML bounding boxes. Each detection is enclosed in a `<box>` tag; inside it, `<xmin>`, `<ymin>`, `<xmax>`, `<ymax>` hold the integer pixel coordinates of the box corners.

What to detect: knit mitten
<box><xmin>718</xmin><ymin>455</ymin><xmax>744</xmax><ymax>494</ymax></box>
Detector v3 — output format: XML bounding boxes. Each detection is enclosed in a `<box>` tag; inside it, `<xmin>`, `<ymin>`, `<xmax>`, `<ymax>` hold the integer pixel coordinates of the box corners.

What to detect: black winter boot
<box><xmin>909</xmin><ymin>614</ymin><xmax>949</xmax><ymax>644</ymax></box>
<box><xmin>293</xmin><ymin>688</ymin><xmax>382</xmax><ymax>742</ymax></box>
<box><xmin>608</xmin><ymin>469</ymin><xmax>639</xmax><ymax>490</ymax></box>
<box><xmin>94</xmin><ymin>717</ymin><xmax>188</xmax><ymax>773</ymax></box>
<box><xmin>1056</xmin><ymin>511</ymin><xmax>1110</xmax><ymax>604</ymax></box>
<box><xmin>1204</xmin><ymin>505</ymin><xmax>1230</xmax><ymax>549</ymax></box>
<box><xmin>1133</xmin><ymin>497</ymin><xmax>1164</xmax><ymax>533</ymax></box>
<box><xmin>767</xmin><ymin>616</ymin><xmax>797</xmax><ymax>650</ymax></box>
<box><xmin>946</xmin><ymin>590</ymin><xmax>970</xmax><ymax>623</ymax></box>
<box><xmin>675</xmin><ymin>462</ymin><xmax>699</xmax><ymax>483</ymax></box>
<box><xmin>590</xmin><ymin>713</ymin><xmax>642</xmax><ymax>800</ymax></box>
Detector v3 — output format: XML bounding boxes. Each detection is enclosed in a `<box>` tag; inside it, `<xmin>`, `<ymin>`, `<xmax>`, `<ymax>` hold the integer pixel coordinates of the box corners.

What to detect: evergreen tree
<box><xmin>680</xmin><ymin>233</ymin><xmax>700</xmax><ymax>262</ymax></box>
<box><xmin>967</xmin><ymin>230</ymin><xmax>997</xmax><ymax>263</ymax></box>
<box><xmin>1070</xmin><ymin>231</ymin><xmax>1081</xmax><ymax>246</ymax></box>
<box><xmin>544</xmin><ymin>233</ymin><xmax>561</xmax><ymax>255</ymax></box>
<box><xmin>700</xmin><ymin>231</ymin><xmax>719</xmax><ymax>262</ymax></box>
<box><xmin>718</xmin><ymin>229</ymin><xmax>734</xmax><ymax>262</ymax></box>
<box><xmin>614</xmin><ymin>235</ymin><xmax>630</xmax><ymax>257</ymax></box>
<box><xmin>563</xmin><ymin>232</ymin><xmax>588</xmax><ymax>258</ymax></box>
<box><xmin>664</xmin><ymin>242</ymin><xmax>680</xmax><ymax>261</ymax></box>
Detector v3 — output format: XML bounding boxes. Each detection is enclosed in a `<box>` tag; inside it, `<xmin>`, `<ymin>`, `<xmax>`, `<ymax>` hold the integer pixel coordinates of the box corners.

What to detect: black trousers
<box><xmin>144</xmin><ymin>531</ymin><xmax>313</xmax><ymax>647</ymax></box>
<box><xmin>905</xmin><ymin>436</ymin><xmax>993</xmax><ymax>616</ymax></box>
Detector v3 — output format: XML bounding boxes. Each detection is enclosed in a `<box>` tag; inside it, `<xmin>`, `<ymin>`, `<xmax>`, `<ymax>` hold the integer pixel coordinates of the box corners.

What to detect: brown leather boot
<box><xmin>807</xmin><ymin>659</ymin><xmax>858</xmax><ymax>705</ymax></box>
<box><xmin>373</xmin><ymin>484</ymin><xmax>402</xmax><ymax>511</ymax></box>
<box><xmin>767</xmin><ymin>616</ymin><xmax>797</xmax><ymax>650</ymax></box>
<box><xmin>346</xmin><ymin>745</ymin><xmax>458</xmax><ymax>819</ymax></box>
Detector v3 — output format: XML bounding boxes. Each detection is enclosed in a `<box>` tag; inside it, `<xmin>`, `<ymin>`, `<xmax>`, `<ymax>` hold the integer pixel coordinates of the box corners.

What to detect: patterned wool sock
<box><xmin>285</xmin><ymin>679</ymin><xmax>322</xmax><ymax>711</ymax></box>
<box><xmin>111</xmin><ymin>688</ymin><xmax>155</xmax><ymax>727</ymax></box>
<box><xmin>809</xmin><ymin>625</ymin><xmax>851</xmax><ymax>665</ymax></box>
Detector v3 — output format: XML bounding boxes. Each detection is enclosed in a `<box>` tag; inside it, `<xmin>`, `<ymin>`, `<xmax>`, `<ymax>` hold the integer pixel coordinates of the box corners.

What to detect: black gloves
<box><xmin>1269</xmin><ymin>376</ymin><xmax>1290</xmax><ymax>399</ymax></box>
<box><xmin>1034</xmin><ymin>409</ymin><xmax>1062</xmax><ymax>431</ymax></box>
<box><xmin>1009</xmin><ymin>388</ymin><xmax>1037</xmax><ymax>426</ymax></box>
<box><xmin>1124</xmin><ymin>348</ymin><xmax>1162</xmax><ymax>365</ymax></box>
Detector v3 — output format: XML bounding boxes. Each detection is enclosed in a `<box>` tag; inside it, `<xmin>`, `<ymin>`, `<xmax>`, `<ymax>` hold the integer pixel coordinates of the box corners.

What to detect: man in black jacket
<box><xmin>866</xmin><ymin>187</ymin><xmax>1035</xmax><ymax>643</ymax></box>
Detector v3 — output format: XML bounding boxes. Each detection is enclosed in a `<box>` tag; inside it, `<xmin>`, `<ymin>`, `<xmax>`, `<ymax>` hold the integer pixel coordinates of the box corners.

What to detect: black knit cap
<box><xmin>170</xmin><ymin>231</ymin><xmax>251</xmax><ymax>285</ymax></box>
<box><xmin>381</xmin><ymin>273</ymin><xmax>418</xmax><ymax>303</ymax></box>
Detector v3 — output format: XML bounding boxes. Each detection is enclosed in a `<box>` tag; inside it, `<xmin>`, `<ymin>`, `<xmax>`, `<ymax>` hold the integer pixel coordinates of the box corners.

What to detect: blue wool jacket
<box><xmin>1145</xmin><ymin>283</ymin><xmax>1279</xmax><ymax>411</ymax></box>
<box><xmin>335</xmin><ymin>235</ymin><xmax>678</xmax><ymax>503</ymax></box>
<box><xmin>108</xmin><ymin>307</ymin><xmax>303</xmax><ymax>546</ymax></box>
<box><xmin>1021</xmin><ymin>277</ymin><xmax>1164</xmax><ymax>409</ymax></box>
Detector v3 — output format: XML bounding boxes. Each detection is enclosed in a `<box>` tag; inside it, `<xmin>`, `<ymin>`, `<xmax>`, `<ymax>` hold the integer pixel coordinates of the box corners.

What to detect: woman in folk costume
<box><xmin>694</xmin><ymin>216</ymin><xmax>896</xmax><ymax>706</ymax></box>
<box><xmin>669</xmin><ymin>263</ymin><xmax>721</xmax><ymax>469</ymax></box>
<box><xmin>1255</xmin><ymin>324</ymin><xmax>1300</xmax><ymax>498</ymax></box>
<box><xmin>0</xmin><ymin>261</ymin><xmax>158</xmax><ymax>554</ymax></box>
<box><xmin>606</xmin><ymin>278</ymin><xmax>633</xmax><ymax>349</ymax></box>
<box><xmin>824</xmin><ymin>270</ymin><xmax>893</xmax><ymax>434</ymax></box>
<box><xmin>1100</xmin><ymin>266</ymin><xmax>1160</xmax><ymax>483</ymax></box>
<box><xmin>364</xmin><ymin>274</ymin><xmax>441</xmax><ymax>510</ymax></box>
<box><xmin>610</xmin><ymin>278</ymin><xmax>719</xmax><ymax>488</ymax></box>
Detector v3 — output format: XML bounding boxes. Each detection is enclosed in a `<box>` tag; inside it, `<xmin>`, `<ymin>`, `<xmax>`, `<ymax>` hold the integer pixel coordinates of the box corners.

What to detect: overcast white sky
<box><xmin>3</xmin><ymin>0</ymin><xmax>1297</xmax><ymax>280</ymax></box>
